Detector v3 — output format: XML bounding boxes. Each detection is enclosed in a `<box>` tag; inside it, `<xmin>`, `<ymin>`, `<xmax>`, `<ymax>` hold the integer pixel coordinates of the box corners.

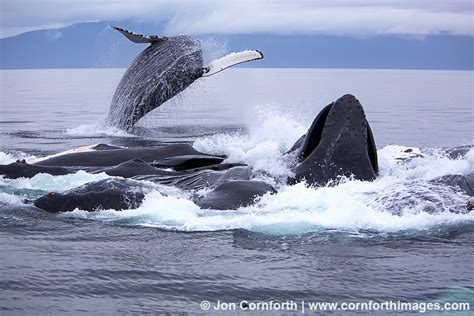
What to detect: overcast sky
<box><xmin>0</xmin><ymin>0</ymin><xmax>473</xmax><ymax>38</ymax></box>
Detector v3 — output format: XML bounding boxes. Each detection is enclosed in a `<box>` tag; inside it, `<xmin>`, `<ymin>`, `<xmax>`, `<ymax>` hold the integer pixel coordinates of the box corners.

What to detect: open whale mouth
<box><xmin>292</xmin><ymin>94</ymin><xmax>378</xmax><ymax>185</ymax></box>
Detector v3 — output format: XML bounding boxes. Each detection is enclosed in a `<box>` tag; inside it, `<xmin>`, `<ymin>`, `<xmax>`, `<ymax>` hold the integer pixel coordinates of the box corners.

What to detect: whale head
<box><xmin>290</xmin><ymin>94</ymin><xmax>378</xmax><ymax>186</ymax></box>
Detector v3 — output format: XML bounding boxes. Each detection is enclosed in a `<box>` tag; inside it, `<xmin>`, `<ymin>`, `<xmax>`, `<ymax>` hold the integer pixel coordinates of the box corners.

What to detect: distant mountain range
<box><xmin>0</xmin><ymin>21</ymin><xmax>472</xmax><ymax>70</ymax></box>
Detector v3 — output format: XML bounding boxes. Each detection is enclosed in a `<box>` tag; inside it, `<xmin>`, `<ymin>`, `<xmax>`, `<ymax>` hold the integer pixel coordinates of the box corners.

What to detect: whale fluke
<box><xmin>112</xmin><ymin>26</ymin><xmax>167</xmax><ymax>43</ymax></box>
<box><xmin>202</xmin><ymin>50</ymin><xmax>264</xmax><ymax>77</ymax></box>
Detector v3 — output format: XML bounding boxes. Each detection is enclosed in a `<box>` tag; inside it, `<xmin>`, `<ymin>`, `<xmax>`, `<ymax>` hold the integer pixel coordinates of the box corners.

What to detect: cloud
<box><xmin>0</xmin><ymin>0</ymin><xmax>473</xmax><ymax>38</ymax></box>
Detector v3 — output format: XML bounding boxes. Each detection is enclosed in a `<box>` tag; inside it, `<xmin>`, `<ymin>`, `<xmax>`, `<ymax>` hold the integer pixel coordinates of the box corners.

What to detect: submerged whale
<box><xmin>107</xmin><ymin>27</ymin><xmax>263</xmax><ymax>129</ymax></box>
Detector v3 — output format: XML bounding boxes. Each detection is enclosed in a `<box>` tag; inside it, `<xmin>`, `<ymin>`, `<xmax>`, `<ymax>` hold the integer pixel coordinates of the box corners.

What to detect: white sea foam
<box><xmin>0</xmin><ymin>171</ymin><xmax>110</xmax><ymax>192</ymax></box>
<box><xmin>194</xmin><ymin>107</ymin><xmax>306</xmax><ymax>180</ymax></box>
<box><xmin>65</xmin><ymin>179</ymin><xmax>474</xmax><ymax>234</ymax></box>
<box><xmin>378</xmin><ymin>146</ymin><xmax>473</xmax><ymax>180</ymax></box>
<box><xmin>0</xmin><ymin>192</ymin><xmax>24</xmax><ymax>205</ymax></box>
<box><xmin>0</xmin><ymin>151</ymin><xmax>37</xmax><ymax>165</ymax></box>
<box><xmin>66</xmin><ymin>115</ymin><xmax>474</xmax><ymax>235</ymax></box>
<box><xmin>2</xmin><ymin>112</ymin><xmax>473</xmax><ymax>235</ymax></box>
<box><xmin>65</xmin><ymin>123</ymin><xmax>134</xmax><ymax>138</ymax></box>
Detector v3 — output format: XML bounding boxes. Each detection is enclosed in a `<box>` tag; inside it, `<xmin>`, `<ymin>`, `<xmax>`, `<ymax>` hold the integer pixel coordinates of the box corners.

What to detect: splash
<box><xmin>194</xmin><ymin>107</ymin><xmax>306</xmax><ymax>181</ymax></box>
<box><xmin>0</xmin><ymin>171</ymin><xmax>110</xmax><ymax>192</ymax></box>
<box><xmin>1</xmin><ymin>111</ymin><xmax>472</xmax><ymax>236</ymax></box>
<box><xmin>62</xmin><ymin>178</ymin><xmax>473</xmax><ymax>235</ymax></box>
<box><xmin>66</xmin><ymin>122</ymin><xmax>135</xmax><ymax>138</ymax></box>
<box><xmin>0</xmin><ymin>151</ymin><xmax>37</xmax><ymax>165</ymax></box>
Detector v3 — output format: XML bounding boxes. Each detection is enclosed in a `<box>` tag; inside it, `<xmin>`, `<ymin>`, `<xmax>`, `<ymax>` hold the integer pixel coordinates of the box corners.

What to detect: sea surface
<box><xmin>0</xmin><ymin>68</ymin><xmax>473</xmax><ymax>315</ymax></box>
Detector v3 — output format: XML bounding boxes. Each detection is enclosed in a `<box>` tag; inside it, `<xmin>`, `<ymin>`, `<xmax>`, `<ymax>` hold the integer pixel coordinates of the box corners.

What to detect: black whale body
<box><xmin>34</xmin><ymin>179</ymin><xmax>148</xmax><ymax>212</ymax></box>
<box><xmin>194</xmin><ymin>180</ymin><xmax>277</xmax><ymax>210</ymax></box>
<box><xmin>0</xmin><ymin>161</ymin><xmax>73</xmax><ymax>179</ymax></box>
<box><xmin>0</xmin><ymin>145</ymin><xmax>227</xmax><ymax>179</ymax></box>
<box><xmin>34</xmin><ymin>144</ymin><xmax>220</xmax><ymax>167</ymax></box>
<box><xmin>431</xmin><ymin>173</ymin><xmax>474</xmax><ymax>197</ymax></box>
<box><xmin>134</xmin><ymin>165</ymin><xmax>251</xmax><ymax>191</ymax></box>
<box><xmin>33</xmin><ymin>176</ymin><xmax>275</xmax><ymax>213</ymax></box>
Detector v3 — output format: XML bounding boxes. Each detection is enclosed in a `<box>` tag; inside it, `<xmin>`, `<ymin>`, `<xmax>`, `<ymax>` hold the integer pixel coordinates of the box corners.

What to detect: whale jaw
<box><xmin>292</xmin><ymin>94</ymin><xmax>378</xmax><ymax>186</ymax></box>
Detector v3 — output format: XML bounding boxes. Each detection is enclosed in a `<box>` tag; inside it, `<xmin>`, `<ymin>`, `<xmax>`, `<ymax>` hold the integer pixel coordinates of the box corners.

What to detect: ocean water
<box><xmin>0</xmin><ymin>68</ymin><xmax>473</xmax><ymax>314</ymax></box>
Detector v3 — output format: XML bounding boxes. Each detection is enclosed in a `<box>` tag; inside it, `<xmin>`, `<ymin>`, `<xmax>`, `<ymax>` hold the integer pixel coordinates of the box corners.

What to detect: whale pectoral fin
<box><xmin>202</xmin><ymin>50</ymin><xmax>263</xmax><ymax>77</ymax></box>
<box><xmin>112</xmin><ymin>26</ymin><xmax>167</xmax><ymax>44</ymax></box>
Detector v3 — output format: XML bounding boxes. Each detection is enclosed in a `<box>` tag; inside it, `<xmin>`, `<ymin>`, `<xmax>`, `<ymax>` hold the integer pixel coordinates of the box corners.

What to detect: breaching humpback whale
<box><xmin>106</xmin><ymin>27</ymin><xmax>263</xmax><ymax>129</ymax></box>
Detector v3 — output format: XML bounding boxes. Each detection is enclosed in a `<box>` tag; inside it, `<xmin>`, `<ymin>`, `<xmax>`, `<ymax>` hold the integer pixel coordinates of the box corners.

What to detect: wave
<box><xmin>0</xmin><ymin>171</ymin><xmax>110</xmax><ymax>192</ymax></box>
<box><xmin>0</xmin><ymin>151</ymin><xmax>37</xmax><ymax>165</ymax></box>
<box><xmin>65</xmin><ymin>122</ymin><xmax>135</xmax><ymax>138</ymax></box>
<box><xmin>0</xmin><ymin>192</ymin><xmax>24</xmax><ymax>206</ymax></box>
<box><xmin>194</xmin><ymin>107</ymin><xmax>306</xmax><ymax>183</ymax></box>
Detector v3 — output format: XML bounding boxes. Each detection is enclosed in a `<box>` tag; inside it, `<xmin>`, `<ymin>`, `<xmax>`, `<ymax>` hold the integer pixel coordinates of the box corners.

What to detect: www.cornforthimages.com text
<box><xmin>199</xmin><ymin>300</ymin><xmax>471</xmax><ymax>313</ymax></box>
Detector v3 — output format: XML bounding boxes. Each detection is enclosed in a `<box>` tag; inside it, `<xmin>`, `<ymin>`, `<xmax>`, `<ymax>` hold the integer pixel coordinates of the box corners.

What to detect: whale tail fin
<box><xmin>112</xmin><ymin>26</ymin><xmax>168</xmax><ymax>43</ymax></box>
<box><xmin>202</xmin><ymin>50</ymin><xmax>263</xmax><ymax>77</ymax></box>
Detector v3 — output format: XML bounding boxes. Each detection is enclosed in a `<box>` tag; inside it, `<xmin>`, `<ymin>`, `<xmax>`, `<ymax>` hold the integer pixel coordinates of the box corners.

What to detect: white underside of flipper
<box><xmin>202</xmin><ymin>50</ymin><xmax>263</xmax><ymax>77</ymax></box>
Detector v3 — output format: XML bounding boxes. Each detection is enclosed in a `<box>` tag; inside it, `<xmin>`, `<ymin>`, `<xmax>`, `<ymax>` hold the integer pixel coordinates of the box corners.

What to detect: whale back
<box><xmin>107</xmin><ymin>36</ymin><xmax>203</xmax><ymax>129</ymax></box>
